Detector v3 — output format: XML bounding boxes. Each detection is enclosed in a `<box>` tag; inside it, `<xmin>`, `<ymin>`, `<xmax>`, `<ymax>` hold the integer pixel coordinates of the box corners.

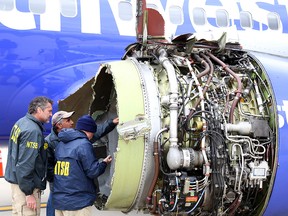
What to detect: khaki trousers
<box><xmin>11</xmin><ymin>184</ymin><xmax>41</xmax><ymax>216</ymax></box>
<box><xmin>55</xmin><ymin>206</ymin><xmax>92</xmax><ymax>216</ymax></box>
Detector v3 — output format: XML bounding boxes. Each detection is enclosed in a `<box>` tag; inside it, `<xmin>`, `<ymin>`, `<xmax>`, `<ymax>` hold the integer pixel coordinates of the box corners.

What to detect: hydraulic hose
<box><xmin>146</xmin><ymin>128</ymin><xmax>169</xmax><ymax>214</ymax></box>
<box><xmin>207</xmin><ymin>52</ymin><xmax>242</xmax><ymax>123</ymax></box>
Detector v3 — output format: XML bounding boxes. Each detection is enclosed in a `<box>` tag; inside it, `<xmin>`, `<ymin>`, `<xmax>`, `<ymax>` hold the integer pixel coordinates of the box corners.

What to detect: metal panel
<box><xmin>103</xmin><ymin>60</ymin><xmax>146</xmax><ymax>210</ymax></box>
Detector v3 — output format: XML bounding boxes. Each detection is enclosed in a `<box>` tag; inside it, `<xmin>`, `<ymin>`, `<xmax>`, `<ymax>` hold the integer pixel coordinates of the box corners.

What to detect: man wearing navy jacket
<box><xmin>46</xmin><ymin>110</ymin><xmax>75</xmax><ymax>216</ymax></box>
<box><xmin>53</xmin><ymin>115</ymin><xmax>118</xmax><ymax>216</ymax></box>
<box><xmin>5</xmin><ymin>96</ymin><xmax>53</xmax><ymax>216</ymax></box>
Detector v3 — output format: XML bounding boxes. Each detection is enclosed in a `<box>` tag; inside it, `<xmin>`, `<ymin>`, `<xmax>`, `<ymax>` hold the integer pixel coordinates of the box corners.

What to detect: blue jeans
<box><xmin>46</xmin><ymin>191</ymin><xmax>55</xmax><ymax>216</ymax></box>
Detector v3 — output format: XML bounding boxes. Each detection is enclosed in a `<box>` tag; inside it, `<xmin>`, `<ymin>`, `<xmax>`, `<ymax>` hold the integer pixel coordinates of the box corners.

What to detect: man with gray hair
<box><xmin>46</xmin><ymin>110</ymin><xmax>75</xmax><ymax>216</ymax></box>
<box><xmin>5</xmin><ymin>96</ymin><xmax>53</xmax><ymax>216</ymax></box>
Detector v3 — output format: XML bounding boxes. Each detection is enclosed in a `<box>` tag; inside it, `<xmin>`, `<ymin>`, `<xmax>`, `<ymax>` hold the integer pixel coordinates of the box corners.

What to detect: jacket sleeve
<box><xmin>16</xmin><ymin>129</ymin><xmax>40</xmax><ymax>195</ymax></box>
<box><xmin>79</xmin><ymin>142</ymin><xmax>107</xmax><ymax>179</ymax></box>
<box><xmin>94</xmin><ymin>119</ymin><xmax>116</xmax><ymax>140</ymax></box>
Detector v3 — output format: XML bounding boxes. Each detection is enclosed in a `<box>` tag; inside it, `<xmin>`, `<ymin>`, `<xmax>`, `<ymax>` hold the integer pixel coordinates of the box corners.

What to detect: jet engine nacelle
<box><xmin>59</xmin><ymin>35</ymin><xmax>277</xmax><ymax>215</ymax></box>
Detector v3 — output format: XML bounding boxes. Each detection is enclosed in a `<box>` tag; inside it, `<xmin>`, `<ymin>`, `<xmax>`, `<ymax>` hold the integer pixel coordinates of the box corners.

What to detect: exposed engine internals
<box><xmin>121</xmin><ymin>36</ymin><xmax>277</xmax><ymax>215</ymax></box>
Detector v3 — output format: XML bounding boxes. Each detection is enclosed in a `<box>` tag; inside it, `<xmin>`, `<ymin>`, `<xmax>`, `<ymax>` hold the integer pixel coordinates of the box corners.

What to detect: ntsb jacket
<box><xmin>92</xmin><ymin>118</ymin><xmax>117</xmax><ymax>141</ymax></box>
<box><xmin>46</xmin><ymin>119</ymin><xmax>116</xmax><ymax>186</ymax></box>
<box><xmin>53</xmin><ymin>128</ymin><xmax>108</xmax><ymax>210</ymax></box>
<box><xmin>5</xmin><ymin>113</ymin><xmax>48</xmax><ymax>195</ymax></box>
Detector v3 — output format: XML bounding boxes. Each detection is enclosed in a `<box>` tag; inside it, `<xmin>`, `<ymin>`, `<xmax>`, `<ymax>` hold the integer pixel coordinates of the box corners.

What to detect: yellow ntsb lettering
<box><xmin>54</xmin><ymin>161</ymin><xmax>70</xmax><ymax>176</ymax></box>
<box><xmin>11</xmin><ymin>125</ymin><xmax>21</xmax><ymax>144</ymax></box>
<box><xmin>26</xmin><ymin>141</ymin><xmax>38</xmax><ymax>149</ymax></box>
<box><xmin>44</xmin><ymin>142</ymin><xmax>48</xmax><ymax>150</ymax></box>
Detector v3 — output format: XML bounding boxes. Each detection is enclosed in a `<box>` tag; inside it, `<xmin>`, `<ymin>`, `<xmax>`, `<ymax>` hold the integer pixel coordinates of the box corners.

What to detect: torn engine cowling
<box><xmin>59</xmin><ymin>35</ymin><xmax>277</xmax><ymax>215</ymax></box>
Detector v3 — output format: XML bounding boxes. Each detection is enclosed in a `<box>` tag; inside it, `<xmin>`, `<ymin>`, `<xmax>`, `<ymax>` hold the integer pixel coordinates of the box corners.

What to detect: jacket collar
<box><xmin>26</xmin><ymin>113</ymin><xmax>45</xmax><ymax>131</ymax></box>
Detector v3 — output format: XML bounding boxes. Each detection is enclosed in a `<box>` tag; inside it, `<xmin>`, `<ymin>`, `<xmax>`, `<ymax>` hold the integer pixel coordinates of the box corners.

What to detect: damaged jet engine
<box><xmin>59</xmin><ymin>34</ymin><xmax>277</xmax><ymax>216</ymax></box>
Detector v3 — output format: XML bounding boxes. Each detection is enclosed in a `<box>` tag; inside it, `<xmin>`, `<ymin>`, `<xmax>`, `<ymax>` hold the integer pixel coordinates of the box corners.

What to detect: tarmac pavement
<box><xmin>0</xmin><ymin>207</ymin><xmax>143</xmax><ymax>216</ymax></box>
<box><xmin>0</xmin><ymin>178</ymin><xmax>145</xmax><ymax>215</ymax></box>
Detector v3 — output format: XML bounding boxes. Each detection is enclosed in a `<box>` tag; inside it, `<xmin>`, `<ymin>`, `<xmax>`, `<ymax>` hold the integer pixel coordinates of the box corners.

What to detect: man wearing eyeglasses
<box><xmin>45</xmin><ymin>111</ymin><xmax>75</xmax><ymax>216</ymax></box>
